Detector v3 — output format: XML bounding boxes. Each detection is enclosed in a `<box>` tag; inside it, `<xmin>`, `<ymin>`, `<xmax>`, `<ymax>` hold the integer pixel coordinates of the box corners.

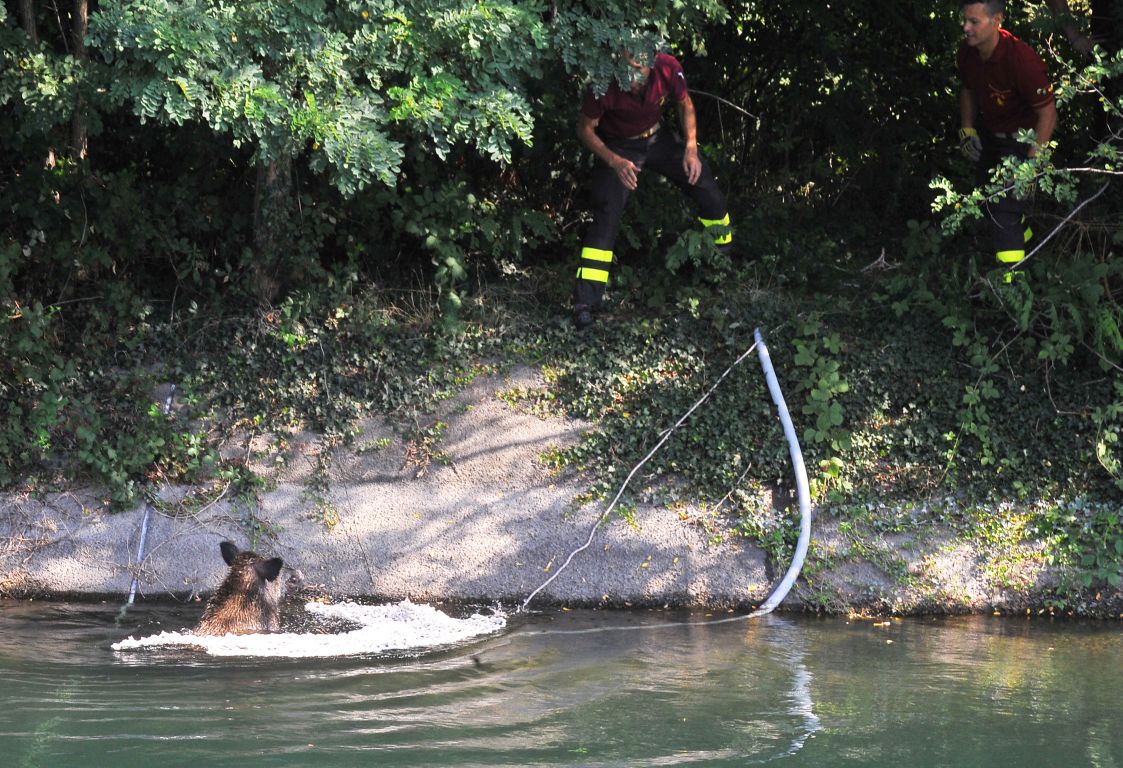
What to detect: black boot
<box><xmin>573</xmin><ymin>278</ymin><xmax>605</xmax><ymax>330</ymax></box>
<box><xmin>572</xmin><ymin>304</ymin><xmax>594</xmax><ymax>329</ymax></box>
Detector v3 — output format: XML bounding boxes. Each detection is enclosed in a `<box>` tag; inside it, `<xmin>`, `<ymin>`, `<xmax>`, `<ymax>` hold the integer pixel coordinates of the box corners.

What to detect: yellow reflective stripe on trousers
<box><xmin>996</xmin><ymin>249</ymin><xmax>1024</xmax><ymax>264</ymax></box>
<box><xmin>577</xmin><ymin>247</ymin><xmax>612</xmax><ymax>283</ymax></box>
<box><xmin>577</xmin><ymin>267</ymin><xmax>610</xmax><ymax>283</ymax></box>
<box><xmin>699</xmin><ymin>213</ymin><xmax>732</xmax><ymax>245</ymax></box>
<box><xmin>580</xmin><ymin>247</ymin><xmax>613</xmax><ymax>263</ymax></box>
<box><xmin>699</xmin><ymin>213</ymin><xmax>730</xmax><ymax>228</ymax></box>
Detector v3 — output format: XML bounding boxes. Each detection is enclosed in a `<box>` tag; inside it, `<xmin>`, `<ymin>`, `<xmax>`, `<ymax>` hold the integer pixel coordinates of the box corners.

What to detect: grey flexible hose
<box><xmin>746</xmin><ymin>328</ymin><xmax>812</xmax><ymax>617</ymax></box>
<box><xmin>520</xmin><ymin>327</ymin><xmax>812</xmax><ymax>615</ymax></box>
<box><xmin>124</xmin><ymin>383</ymin><xmax>176</xmax><ymax>608</ymax></box>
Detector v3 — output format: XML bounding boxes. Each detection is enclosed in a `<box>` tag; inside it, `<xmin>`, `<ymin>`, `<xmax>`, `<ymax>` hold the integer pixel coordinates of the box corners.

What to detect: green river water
<box><xmin>1</xmin><ymin>599</ymin><xmax>1120</xmax><ymax>767</ymax></box>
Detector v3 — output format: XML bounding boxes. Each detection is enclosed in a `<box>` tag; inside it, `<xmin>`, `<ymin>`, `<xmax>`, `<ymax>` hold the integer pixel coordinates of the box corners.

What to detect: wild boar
<box><xmin>194</xmin><ymin>541</ymin><xmax>303</xmax><ymax>636</ymax></box>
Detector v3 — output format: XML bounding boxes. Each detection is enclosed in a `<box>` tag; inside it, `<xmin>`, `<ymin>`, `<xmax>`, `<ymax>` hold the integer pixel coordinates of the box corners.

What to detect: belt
<box><xmin>625</xmin><ymin>123</ymin><xmax>660</xmax><ymax>140</ymax></box>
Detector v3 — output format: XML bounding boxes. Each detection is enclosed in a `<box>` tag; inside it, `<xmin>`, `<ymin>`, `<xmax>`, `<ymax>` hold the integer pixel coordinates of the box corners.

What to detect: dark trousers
<box><xmin>979</xmin><ymin>134</ymin><xmax>1032</xmax><ymax>275</ymax></box>
<box><xmin>574</xmin><ymin>129</ymin><xmax>730</xmax><ymax>308</ymax></box>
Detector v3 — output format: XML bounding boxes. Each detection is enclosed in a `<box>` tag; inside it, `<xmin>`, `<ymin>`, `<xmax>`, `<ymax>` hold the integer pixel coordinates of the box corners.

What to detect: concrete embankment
<box><xmin>0</xmin><ymin>366</ymin><xmax>1077</xmax><ymax>615</ymax></box>
<box><xmin>1</xmin><ymin>367</ymin><xmax>775</xmax><ymax>610</ymax></box>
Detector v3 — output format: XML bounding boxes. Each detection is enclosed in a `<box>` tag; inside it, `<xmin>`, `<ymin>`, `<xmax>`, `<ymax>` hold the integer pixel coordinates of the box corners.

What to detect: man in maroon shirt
<box><xmin>572</xmin><ymin>51</ymin><xmax>731</xmax><ymax>329</ymax></box>
<box><xmin>958</xmin><ymin>1</ymin><xmax>1057</xmax><ymax>283</ymax></box>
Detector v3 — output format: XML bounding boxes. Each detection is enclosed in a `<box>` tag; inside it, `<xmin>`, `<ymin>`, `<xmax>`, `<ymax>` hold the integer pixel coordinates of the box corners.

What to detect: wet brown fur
<box><xmin>194</xmin><ymin>542</ymin><xmax>299</xmax><ymax>636</ymax></box>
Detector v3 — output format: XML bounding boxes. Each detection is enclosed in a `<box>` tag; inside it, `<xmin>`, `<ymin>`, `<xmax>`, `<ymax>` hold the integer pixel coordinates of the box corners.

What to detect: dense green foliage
<box><xmin>2</xmin><ymin>1</ymin><xmax>1122</xmax><ymax>603</ymax></box>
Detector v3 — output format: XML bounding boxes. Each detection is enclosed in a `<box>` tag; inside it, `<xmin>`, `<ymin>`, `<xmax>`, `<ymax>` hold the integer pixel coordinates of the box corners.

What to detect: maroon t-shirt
<box><xmin>958</xmin><ymin>28</ymin><xmax>1054</xmax><ymax>133</ymax></box>
<box><xmin>581</xmin><ymin>53</ymin><xmax>689</xmax><ymax>139</ymax></box>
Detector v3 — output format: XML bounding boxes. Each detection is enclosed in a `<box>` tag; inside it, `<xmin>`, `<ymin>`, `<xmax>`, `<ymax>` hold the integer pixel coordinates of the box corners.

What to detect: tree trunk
<box><xmin>19</xmin><ymin>0</ymin><xmax>39</xmax><ymax>46</ymax></box>
<box><xmin>252</xmin><ymin>154</ymin><xmax>295</xmax><ymax>305</ymax></box>
<box><xmin>71</xmin><ymin>0</ymin><xmax>89</xmax><ymax>161</ymax></box>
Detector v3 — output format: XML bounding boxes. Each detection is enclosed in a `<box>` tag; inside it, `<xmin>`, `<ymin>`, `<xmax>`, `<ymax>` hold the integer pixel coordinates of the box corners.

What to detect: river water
<box><xmin>2</xmin><ymin>599</ymin><xmax>1120</xmax><ymax>767</ymax></box>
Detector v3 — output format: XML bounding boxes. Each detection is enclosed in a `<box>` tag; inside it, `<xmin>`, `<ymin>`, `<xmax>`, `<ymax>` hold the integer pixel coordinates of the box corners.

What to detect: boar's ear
<box><xmin>220</xmin><ymin>541</ymin><xmax>240</xmax><ymax>565</ymax></box>
<box><xmin>255</xmin><ymin>557</ymin><xmax>285</xmax><ymax>582</ymax></box>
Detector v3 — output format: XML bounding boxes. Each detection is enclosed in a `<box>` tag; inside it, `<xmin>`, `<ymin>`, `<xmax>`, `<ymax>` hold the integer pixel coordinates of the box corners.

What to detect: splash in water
<box><xmin>112</xmin><ymin>600</ymin><xmax>506</xmax><ymax>658</ymax></box>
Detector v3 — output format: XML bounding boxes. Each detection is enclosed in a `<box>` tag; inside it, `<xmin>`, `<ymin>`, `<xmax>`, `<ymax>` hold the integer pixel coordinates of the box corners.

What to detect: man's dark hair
<box><xmin>964</xmin><ymin>0</ymin><xmax>1004</xmax><ymax>14</ymax></box>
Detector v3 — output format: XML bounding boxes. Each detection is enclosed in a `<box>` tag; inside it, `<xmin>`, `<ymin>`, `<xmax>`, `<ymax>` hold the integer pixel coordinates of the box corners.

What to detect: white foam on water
<box><xmin>111</xmin><ymin>600</ymin><xmax>507</xmax><ymax>658</ymax></box>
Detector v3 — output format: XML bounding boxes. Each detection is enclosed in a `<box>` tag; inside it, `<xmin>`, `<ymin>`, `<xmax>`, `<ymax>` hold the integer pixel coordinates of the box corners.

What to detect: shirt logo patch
<box><xmin>988</xmin><ymin>84</ymin><xmax>1011</xmax><ymax>107</ymax></box>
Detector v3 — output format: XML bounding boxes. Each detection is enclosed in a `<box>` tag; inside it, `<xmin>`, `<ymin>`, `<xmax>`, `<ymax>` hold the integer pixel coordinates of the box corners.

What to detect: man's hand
<box><xmin>612</xmin><ymin>155</ymin><xmax>641</xmax><ymax>190</ymax></box>
<box><xmin>683</xmin><ymin>148</ymin><xmax>702</xmax><ymax>185</ymax></box>
<box><xmin>578</xmin><ymin>114</ymin><xmax>642</xmax><ymax>189</ymax></box>
<box><xmin>958</xmin><ymin>127</ymin><xmax>982</xmax><ymax>162</ymax></box>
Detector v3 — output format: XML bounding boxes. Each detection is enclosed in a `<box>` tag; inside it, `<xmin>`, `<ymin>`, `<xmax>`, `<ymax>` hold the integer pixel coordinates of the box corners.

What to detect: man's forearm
<box><xmin>677</xmin><ymin>97</ymin><xmax>698</xmax><ymax>151</ymax></box>
<box><xmin>578</xmin><ymin>120</ymin><xmax>620</xmax><ymax>167</ymax></box>
<box><xmin>1033</xmin><ymin>102</ymin><xmax>1058</xmax><ymax>149</ymax></box>
<box><xmin>1028</xmin><ymin>109</ymin><xmax>1057</xmax><ymax>158</ymax></box>
<box><xmin>959</xmin><ymin>88</ymin><xmax>976</xmax><ymax>129</ymax></box>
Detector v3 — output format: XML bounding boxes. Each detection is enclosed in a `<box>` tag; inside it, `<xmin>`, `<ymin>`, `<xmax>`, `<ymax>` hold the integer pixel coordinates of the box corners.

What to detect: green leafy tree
<box><xmin>82</xmin><ymin>0</ymin><xmax>556</xmax><ymax>299</ymax></box>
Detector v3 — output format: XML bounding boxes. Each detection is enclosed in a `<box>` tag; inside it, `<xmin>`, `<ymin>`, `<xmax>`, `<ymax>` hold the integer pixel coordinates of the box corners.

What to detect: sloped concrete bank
<box><xmin>0</xmin><ymin>366</ymin><xmax>1091</xmax><ymax>615</ymax></box>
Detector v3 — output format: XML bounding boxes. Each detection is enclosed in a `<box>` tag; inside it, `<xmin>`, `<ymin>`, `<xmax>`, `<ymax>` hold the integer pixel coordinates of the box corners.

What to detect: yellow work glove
<box><xmin>958</xmin><ymin>127</ymin><xmax>982</xmax><ymax>162</ymax></box>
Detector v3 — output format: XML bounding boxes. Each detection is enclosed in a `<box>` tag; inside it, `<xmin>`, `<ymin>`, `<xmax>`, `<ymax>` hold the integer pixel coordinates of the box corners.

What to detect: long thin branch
<box><xmin>1081</xmin><ymin>339</ymin><xmax>1123</xmax><ymax>374</ymax></box>
<box><xmin>51</xmin><ymin>0</ymin><xmax>70</xmax><ymax>54</ymax></box>
<box><xmin>1009</xmin><ymin>180</ymin><xmax>1111</xmax><ymax>271</ymax></box>
<box><xmin>1049</xmin><ymin>167</ymin><xmax>1123</xmax><ymax>176</ymax></box>
<box><xmin>688</xmin><ymin>89</ymin><xmax>761</xmax><ymax>124</ymax></box>
<box><xmin>984</xmin><ymin>164</ymin><xmax>1122</xmax><ymax>205</ymax></box>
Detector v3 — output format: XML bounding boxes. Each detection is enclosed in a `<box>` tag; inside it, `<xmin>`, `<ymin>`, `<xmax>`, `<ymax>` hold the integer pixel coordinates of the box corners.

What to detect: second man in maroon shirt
<box><xmin>958</xmin><ymin>1</ymin><xmax>1057</xmax><ymax>283</ymax></box>
<box><xmin>572</xmin><ymin>51</ymin><xmax>733</xmax><ymax>329</ymax></box>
